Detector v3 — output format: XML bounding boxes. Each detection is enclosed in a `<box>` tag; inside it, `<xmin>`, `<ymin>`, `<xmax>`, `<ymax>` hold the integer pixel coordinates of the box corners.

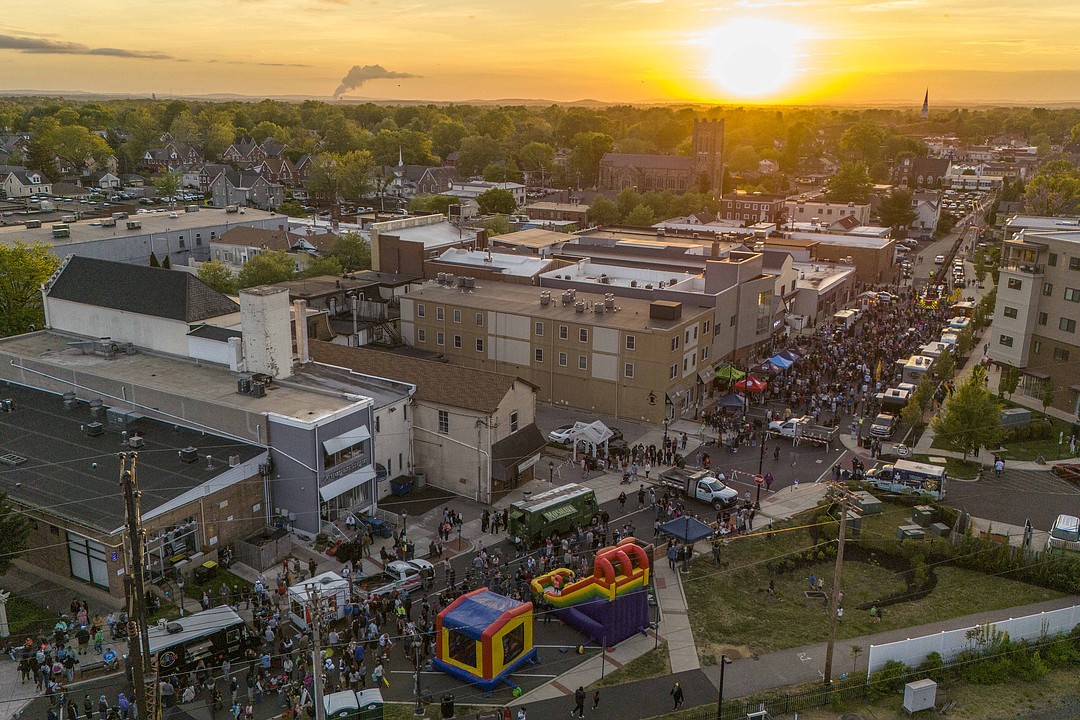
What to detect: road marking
<box><xmin>797</xmin><ymin>652</ymin><xmax>812</xmax><ymax>662</ymax></box>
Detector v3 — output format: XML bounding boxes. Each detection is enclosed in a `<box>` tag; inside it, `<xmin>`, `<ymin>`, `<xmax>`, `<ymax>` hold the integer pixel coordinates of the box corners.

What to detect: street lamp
<box><xmin>715</xmin><ymin>654</ymin><xmax>732</xmax><ymax>720</ymax></box>
<box><xmin>176</xmin><ymin>575</ymin><xmax>186</xmax><ymax>618</ymax></box>
<box><xmin>663</xmin><ymin>417</ymin><xmax>670</xmax><ymax>447</ymax></box>
<box><xmin>548</xmin><ymin>461</ymin><xmax>554</xmax><ymax>484</ymax></box>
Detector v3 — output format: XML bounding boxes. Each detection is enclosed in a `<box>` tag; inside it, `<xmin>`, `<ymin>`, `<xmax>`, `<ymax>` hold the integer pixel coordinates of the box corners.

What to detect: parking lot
<box><xmin>944</xmin><ymin>467</ymin><xmax>1080</xmax><ymax>532</ymax></box>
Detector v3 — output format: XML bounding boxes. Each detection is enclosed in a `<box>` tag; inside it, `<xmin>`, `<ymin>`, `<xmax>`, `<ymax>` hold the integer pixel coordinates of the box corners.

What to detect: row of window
<box><xmin>417</xmin><ymin>329</ymin><xmax>486</xmax><ymax>351</ymax></box>
<box><xmin>1045</xmin><ymin>253</ymin><xmax>1080</xmax><ymax>270</ymax></box>
<box><xmin>435</xmin><ymin>410</ymin><xmax>520</xmax><ymax>435</ymax></box>
<box><xmin>417</xmin><ymin>304</ymin><xmax>486</xmax><ymax>327</ymax></box>
<box><xmin>999</xmin><ymin>334</ymin><xmax>1072</xmax><ymax>361</ymax></box>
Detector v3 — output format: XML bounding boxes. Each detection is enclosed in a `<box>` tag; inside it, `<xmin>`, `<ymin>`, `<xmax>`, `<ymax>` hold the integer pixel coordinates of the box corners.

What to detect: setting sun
<box><xmin>705</xmin><ymin>17</ymin><xmax>807</xmax><ymax>99</ymax></box>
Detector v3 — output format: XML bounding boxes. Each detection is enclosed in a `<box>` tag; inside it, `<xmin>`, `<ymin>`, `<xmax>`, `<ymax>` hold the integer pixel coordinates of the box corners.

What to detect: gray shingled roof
<box><xmin>601</xmin><ymin>153</ymin><xmax>693</xmax><ymax>170</ymax></box>
<box><xmin>47</xmin><ymin>256</ymin><xmax>240</xmax><ymax>322</ymax></box>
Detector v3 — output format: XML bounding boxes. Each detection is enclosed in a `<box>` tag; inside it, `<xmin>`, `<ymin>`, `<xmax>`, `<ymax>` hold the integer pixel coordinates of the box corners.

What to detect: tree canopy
<box><xmin>826</xmin><ymin>162</ymin><xmax>873</xmax><ymax>203</ymax></box>
<box><xmin>877</xmin><ymin>189</ymin><xmax>918</xmax><ymax>235</ymax></box>
<box><xmin>0</xmin><ymin>491</ymin><xmax>29</xmax><ymax>575</ymax></box>
<box><xmin>236</xmin><ymin>251</ymin><xmax>296</xmax><ymax>288</ymax></box>
<box><xmin>197</xmin><ymin>260</ymin><xmax>237</xmax><ymax>295</ymax></box>
<box><xmin>328</xmin><ymin>231</ymin><xmax>372</xmax><ymax>273</ymax></box>
<box><xmin>477</xmin><ymin>188</ymin><xmax>517</xmax><ymax>215</ymax></box>
<box><xmin>931</xmin><ymin>366</ymin><xmax>1003</xmax><ymax>460</ymax></box>
<box><xmin>0</xmin><ymin>243</ymin><xmax>61</xmax><ymax>337</ymax></box>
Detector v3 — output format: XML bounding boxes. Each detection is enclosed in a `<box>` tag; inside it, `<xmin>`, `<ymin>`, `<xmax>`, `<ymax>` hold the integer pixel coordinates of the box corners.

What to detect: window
<box><xmin>671</xmin><ymin>336</ymin><xmax>680</xmax><ymax>351</ymax></box>
<box><xmin>703</xmin><ymin>320</ymin><xmax>711</xmax><ymax>335</ymax></box>
<box><xmin>730</xmin><ymin>314</ymin><xmax>737</xmax><ymax>327</ymax></box>
<box><xmin>1049</xmin><ymin>253</ymin><xmax>1058</xmax><ymax>267</ymax></box>
<box><xmin>693</xmin><ymin>326</ymin><xmax>698</xmax><ymax>340</ymax></box>
<box><xmin>579</xmin><ymin>328</ymin><xmax>588</xmax><ymax>343</ymax></box>
<box><xmin>534</xmin><ymin>348</ymin><xmax>543</xmax><ymax>363</ymax></box>
<box><xmin>1032</xmin><ymin>340</ymin><xmax>1041</xmax><ymax>355</ymax></box>
<box><xmin>535</xmin><ymin>322</ymin><xmax>544</xmax><ymax>336</ymax></box>
<box><xmin>196</xmin><ymin>233</ymin><xmax>202</xmax><ymax>246</ymax></box>
<box><xmin>1003</xmin><ymin>306</ymin><xmax>1018</xmax><ymax>319</ymax></box>
<box><xmin>454</xmin><ymin>335</ymin><xmax>462</xmax><ymax>348</ymax></box>
<box><xmin>701</xmin><ymin>346</ymin><xmax>710</xmax><ymax>360</ymax></box>
<box><xmin>624</xmin><ymin>362</ymin><xmax>634</xmax><ymax>378</ymax></box>
<box><xmin>436</xmin><ymin>307</ymin><xmax>444</xmax><ymax>321</ymax></box>
<box><xmin>417</xmin><ymin>303</ymin><xmax>426</xmax><ymax>318</ymax></box>
<box><xmin>453</xmin><ymin>309</ymin><xmax>461</xmax><ymax>323</ymax></box>
<box><xmin>436</xmin><ymin>332</ymin><xmax>445</xmax><ymax>346</ymax></box>
<box><xmin>1070</xmin><ymin>257</ymin><xmax>1080</xmax><ymax>270</ymax></box>
<box><xmin>475</xmin><ymin>313</ymin><xmax>484</xmax><ymax>327</ymax></box>
<box><xmin>1066</xmin><ymin>288</ymin><xmax>1080</xmax><ymax>302</ymax></box>
<box><xmin>510</xmin><ymin>412</ymin><xmax>519</xmax><ymax>433</ymax></box>
<box><xmin>1008</xmin><ymin>278</ymin><xmax>1023</xmax><ymax>290</ymax></box>
<box><xmin>438</xmin><ymin>411</ymin><xmax>449</xmax><ymax>434</ymax></box>
<box><xmin>683</xmin><ymin>358</ymin><xmax>689</xmax><ymax>372</ymax></box>
<box><xmin>476</xmin><ymin>338</ymin><xmax>485</xmax><ymax>352</ymax></box>
<box><xmin>578</xmin><ymin>355</ymin><xmax>587</xmax><ymax>370</ymax></box>
<box><xmin>1038</xmin><ymin>312</ymin><xmax>1048</xmax><ymax>326</ymax></box>
<box><xmin>558</xmin><ymin>352</ymin><xmax>567</xmax><ymax>367</ymax></box>
<box><xmin>670</xmin><ymin>364</ymin><xmax>678</xmax><ymax>379</ymax></box>
<box><xmin>625</xmin><ymin>335</ymin><xmax>636</xmax><ymax>350</ymax></box>
<box><xmin>758</xmin><ymin>291</ymin><xmax>770</xmax><ymax>306</ymax></box>
<box><xmin>1060</xmin><ymin>317</ymin><xmax>1076</xmax><ymax>333</ymax></box>
<box><xmin>1054</xmin><ymin>347</ymin><xmax>1070</xmax><ymax>362</ymax></box>
<box><xmin>374</xmin><ymin>416</ymin><xmax>381</xmax><ymax>433</ymax></box>
<box><xmin>999</xmin><ymin>334</ymin><xmax>1014</xmax><ymax>347</ymax></box>
<box><xmin>68</xmin><ymin>533</ymin><xmax>108</xmax><ymax>589</ymax></box>
<box><xmin>1043</xmin><ymin>282</ymin><xmax>1053</xmax><ymax>296</ymax></box>
<box><xmin>559</xmin><ymin>325</ymin><xmax>568</xmax><ymax>340</ymax></box>
<box><xmin>417</xmin><ymin>329</ymin><xmax>427</xmax><ymax>343</ymax></box>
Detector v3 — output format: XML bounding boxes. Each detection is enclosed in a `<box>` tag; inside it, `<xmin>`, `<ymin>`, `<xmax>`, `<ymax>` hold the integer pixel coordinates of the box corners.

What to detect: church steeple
<box><xmin>921</xmin><ymin>89</ymin><xmax>929</xmax><ymax>121</ymax></box>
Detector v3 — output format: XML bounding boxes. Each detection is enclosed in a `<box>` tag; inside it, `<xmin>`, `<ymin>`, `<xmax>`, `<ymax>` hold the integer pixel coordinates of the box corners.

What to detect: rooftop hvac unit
<box><xmin>250</xmin><ymin>381</ymin><xmax>266</xmax><ymax>398</ymax></box>
<box><xmin>604</xmin><ymin>296</ymin><xmax>614</xmax><ymax>309</ymax></box>
<box><xmin>457</xmin><ymin>276</ymin><xmax>467</xmax><ymax>288</ymax></box>
<box><xmin>126</xmin><ymin>220</ymin><xmax>141</xmax><ymax>230</ymax></box>
<box><xmin>562</xmin><ymin>292</ymin><xmax>573</xmax><ymax>305</ymax></box>
<box><xmin>0</xmin><ymin>399</ymin><xmax>11</xmax><ymax>412</ymax></box>
<box><xmin>62</xmin><ymin>392</ymin><xmax>77</xmax><ymax>412</ymax></box>
<box><xmin>86</xmin><ymin>422</ymin><xmax>104</xmax><ymax>437</ymax></box>
<box><xmin>237</xmin><ymin>378</ymin><xmax>252</xmax><ymax>395</ymax></box>
<box><xmin>575</xmin><ymin>301</ymin><xmax>585</xmax><ymax>313</ymax></box>
<box><xmin>129</xmin><ymin>435</ymin><xmax>145</xmax><ymax>449</ymax></box>
<box><xmin>658</xmin><ymin>281</ymin><xmax>665</xmax><ymax>288</ymax></box>
<box><xmin>229</xmin><ymin>454</ymin><xmax>241</xmax><ymax>467</ymax></box>
<box><xmin>465</xmin><ymin>277</ymin><xmax>475</xmax><ymax>288</ymax></box>
<box><xmin>593</xmin><ymin>302</ymin><xmax>604</xmax><ymax>313</ymax></box>
<box><xmin>645</xmin><ymin>283</ymin><xmax>654</xmax><ymax>289</ymax></box>
<box><xmin>630</xmin><ymin>280</ymin><xmax>638</xmax><ymax>288</ymax></box>
<box><xmin>539</xmin><ymin>293</ymin><xmax>550</xmax><ymax>306</ymax></box>
<box><xmin>178</xmin><ymin>447</ymin><xmax>199</xmax><ymax>463</ymax></box>
<box><xmin>89</xmin><ymin>398</ymin><xmax>106</xmax><ymax>419</ymax></box>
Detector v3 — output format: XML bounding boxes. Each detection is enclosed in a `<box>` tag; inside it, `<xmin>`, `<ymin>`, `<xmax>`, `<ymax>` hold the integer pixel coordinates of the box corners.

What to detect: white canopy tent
<box><xmin>568</xmin><ymin>420</ymin><xmax>614</xmax><ymax>461</ymax></box>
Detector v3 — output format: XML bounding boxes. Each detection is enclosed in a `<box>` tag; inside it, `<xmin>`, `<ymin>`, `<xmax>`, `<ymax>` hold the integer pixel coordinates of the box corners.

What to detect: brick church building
<box><xmin>599</xmin><ymin>119</ymin><xmax>724</xmax><ymax>195</ymax></box>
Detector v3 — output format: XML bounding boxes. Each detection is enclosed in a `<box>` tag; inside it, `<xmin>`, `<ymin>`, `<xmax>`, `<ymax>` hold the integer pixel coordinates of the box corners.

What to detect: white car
<box><xmin>933</xmin><ymin>255</ymin><xmax>946</xmax><ymax>265</ymax></box>
<box><xmin>354</xmin><ymin>559</ymin><xmax>434</xmax><ymax>598</ymax></box>
<box><xmin>548</xmin><ymin>424</ymin><xmax>576</xmax><ymax>443</ymax></box>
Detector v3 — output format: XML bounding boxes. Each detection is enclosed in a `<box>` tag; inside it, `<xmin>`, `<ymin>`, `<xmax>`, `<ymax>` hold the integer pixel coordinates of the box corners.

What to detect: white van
<box><xmin>1046</xmin><ymin>514</ymin><xmax>1080</xmax><ymax>552</ymax></box>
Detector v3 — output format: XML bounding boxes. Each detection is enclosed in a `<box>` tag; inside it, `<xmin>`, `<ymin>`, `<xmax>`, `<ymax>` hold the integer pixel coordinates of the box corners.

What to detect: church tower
<box><xmin>691</xmin><ymin>118</ymin><xmax>725</xmax><ymax>196</ymax></box>
<box><xmin>921</xmin><ymin>89</ymin><xmax>929</xmax><ymax>121</ymax></box>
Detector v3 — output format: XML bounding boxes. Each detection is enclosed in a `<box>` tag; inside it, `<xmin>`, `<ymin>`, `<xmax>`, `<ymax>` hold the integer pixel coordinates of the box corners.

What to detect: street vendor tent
<box><xmin>567</xmin><ymin>420</ymin><xmax>614</xmax><ymax>461</ymax></box>
<box><xmin>767</xmin><ymin>354</ymin><xmax>793</xmax><ymax>369</ymax></box>
<box><xmin>658</xmin><ymin>516</ymin><xmax>716</xmax><ymax>544</ymax></box>
<box><xmin>778</xmin><ymin>350</ymin><xmax>801</xmax><ymax>363</ymax></box>
<box><xmin>714</xmin><ymin>364</ymin><xmax>746</xmax><ymax>381</ymax></box>
<box><xmin>716</xmin><ymin>393</ymin><xmax>747</xmax><ymax>409</ymax></box>
<box><xmin>735</xmin><ymin>376</ymin><xmax>767</xmax><ymax>393</ymax></box>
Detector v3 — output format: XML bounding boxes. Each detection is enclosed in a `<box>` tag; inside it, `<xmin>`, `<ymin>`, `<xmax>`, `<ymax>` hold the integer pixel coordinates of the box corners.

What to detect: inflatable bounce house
<box><xmin>530</xmin><ymin>538</ymin><xmax>651</xmax><ymax>645</ymax></box>
<box><xmin>433</xmin><ymin>588</ymin><xmax>538</xmax><ymax>692</ymax></box>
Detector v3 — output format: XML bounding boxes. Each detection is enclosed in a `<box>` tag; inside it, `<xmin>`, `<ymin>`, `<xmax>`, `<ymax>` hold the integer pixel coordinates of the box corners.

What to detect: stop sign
<box><xmin>754</xmin><ymin>474</ymin><xmax>765</xmax><ymax>485</ymax></box>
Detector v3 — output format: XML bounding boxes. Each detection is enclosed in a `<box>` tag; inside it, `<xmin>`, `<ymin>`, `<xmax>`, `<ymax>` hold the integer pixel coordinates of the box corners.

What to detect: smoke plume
<box><xmin>333</xmin><ymin>64</ymin><xmax>419</xmax><ymax>97</ymax></box>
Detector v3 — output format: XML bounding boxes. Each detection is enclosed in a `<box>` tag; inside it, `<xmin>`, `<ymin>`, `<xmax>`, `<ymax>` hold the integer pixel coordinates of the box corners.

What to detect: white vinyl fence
<box><xmin>867</xmin><ymin>604</ymin><xmax>1080</xmax><ymax>675</ymax></box>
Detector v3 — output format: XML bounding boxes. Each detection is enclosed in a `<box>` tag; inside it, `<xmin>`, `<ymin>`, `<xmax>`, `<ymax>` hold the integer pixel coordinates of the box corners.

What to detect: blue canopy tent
<box><xmin>658</xmin><ymin>516</ymin><xmax>716</xmax><ymax>544</ymax></box>
<box><xmin>778</xmin><ymin>349</ymin><xmax>801</xmax><ymax>363</ymax></box>
<box><xmin>767</xmin><ymin>354</ymin><xmax>793</xmax><ymax>370</ymax></box>
<box><xmin>716</xmin><ymin>393</ymin><xmax>746</xmax><ymax>409</ymax></box>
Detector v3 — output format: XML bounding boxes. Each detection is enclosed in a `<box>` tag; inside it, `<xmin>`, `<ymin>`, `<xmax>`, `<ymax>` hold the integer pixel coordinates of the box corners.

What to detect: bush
<box><xmin>869</xmin><ymin>660</ymin><xmax>910</xmax><ymax>696</ymax></box>
<box><xmin>917</xmin><ymin>652</ymin><xmax>947</xmax><ymax>684</ymax></box>
<box><xmin>1002</xmin><ymin>417</ymin><xmax>1054</xmax><ymax>443</ymax></box>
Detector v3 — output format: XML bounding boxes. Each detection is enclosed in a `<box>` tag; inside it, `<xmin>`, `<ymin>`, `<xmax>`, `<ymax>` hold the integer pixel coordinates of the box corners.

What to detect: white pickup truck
<box><xmin>768</xmin><ymin>416</ymin><xmax>839</xmax><ymax>446</ymax></box>
<box><xmin>354</xmin><ymin>559</ymin><xmax>434</xmax><ymax>598</ymax></box>
<box><xmin>657</xmin><ymin>467</ymin><xmax>739</xmax><ymax>510</ymax></box>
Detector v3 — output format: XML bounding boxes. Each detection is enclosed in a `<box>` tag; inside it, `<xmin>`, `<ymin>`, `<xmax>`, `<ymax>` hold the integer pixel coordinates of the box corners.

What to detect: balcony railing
<box><xmin>1000</xmin><ymin>260</ymin><xmax>1044</xmax><ymax>274</ymax></box>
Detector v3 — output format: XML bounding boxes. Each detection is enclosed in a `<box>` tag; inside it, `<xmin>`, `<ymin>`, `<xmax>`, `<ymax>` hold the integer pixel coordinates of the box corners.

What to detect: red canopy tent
<box><xmin>734</xmin><ymin>376</ymin><xmax>768</xmax><ymax>393</ymax></box>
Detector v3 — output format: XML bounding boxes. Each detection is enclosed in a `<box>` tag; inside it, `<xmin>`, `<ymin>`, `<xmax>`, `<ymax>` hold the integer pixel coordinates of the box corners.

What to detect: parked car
<box><xmin>870</xmin><ymin>413</ymin><xmax>897</xmax><ymax>438</ymax></box>
<box><xmin>548</xmin><ymin>424</ymin><xmax>576</xmax><ymax>443</ymax></box>
<box><xmin>933</xmin><ymin>255</ymin><xmax>946</xmax><ymax>265</ymax></box>
<box><xmin>354</xmin><ymin>559</ymin><xmax>434</xmax><ymax>599</ymax></box>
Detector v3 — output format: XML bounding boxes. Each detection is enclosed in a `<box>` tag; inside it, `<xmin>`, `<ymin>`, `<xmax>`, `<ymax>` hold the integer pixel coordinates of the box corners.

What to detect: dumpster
<box><xmin>362</xmin><ymin>516</ymin><xmax>392</xmax><ymax>539</ymax></box>
<box><xmin>390</xmin><ymin>478</ymin><xmax>413</xmax><ymax>496</ymax></box>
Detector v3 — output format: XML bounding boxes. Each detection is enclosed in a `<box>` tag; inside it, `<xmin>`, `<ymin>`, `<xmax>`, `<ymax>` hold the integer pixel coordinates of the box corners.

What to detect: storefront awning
<box><xmin>322</xmin><ymin>425</ymin><xmax>371</xmax><ymax>456</ymax></box>
<box><xmin>1021</xmin><ymin>369</ymin><xmax>1050</xmax><ymax>380</ymax></box>
<box><xmin>319</xmin><ymin>464</ymin><xmax>376</xmax><ymax>502</ymax></box>
<box><xmin>698</xmin><ymin>369</ymin><xmax>714</xmax><ymax>385</ymax></box>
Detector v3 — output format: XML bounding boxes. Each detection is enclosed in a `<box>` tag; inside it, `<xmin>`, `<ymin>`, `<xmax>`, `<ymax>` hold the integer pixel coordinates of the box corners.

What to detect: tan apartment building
<box><xmin>399</xmin><ymin>281</ymin><xmax>717</xmax><ymax>423</ymax></box>
<box><xmin>988</xmin><ymin>228</ymin><xmax>1080</xmax><ymax>416</ymax></box>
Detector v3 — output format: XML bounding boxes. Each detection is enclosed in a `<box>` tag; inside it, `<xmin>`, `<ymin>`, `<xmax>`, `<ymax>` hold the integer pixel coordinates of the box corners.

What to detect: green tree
<box><xmin>0</xmin><ymin>243</ymin><xmax>61</xmax><ymax>336</ymax></box>
<box><xmin>973</xmin><ymin>251</ymin><xmax>988</xmax><ymax>283</ymax></box>
<box><xmin>162</xmin><ymin>255</ymin><xmax>172</xmax><ymax>269</ymax></box>
<box><xmin>587</xmin><ymin>196</ymin><xmax>620</xmax><ymax>226</ymax></box>
<box><xmin>901</xmin><ymin>376</ymin><xmax>933</xmax><ymax>429</ymax></box>
<box><xmin>569</xmin><ymin>131</ymin><xmax>615</xmax><ymax>187</ymax></box>
<box><xmin>998</xmin><ymin>365</ymin><xmax>1020</xmax><ymax>399</ymax></box>
<box><xmin>430</xmin><ymin>120</ymin><xmax>469</xmax><ymax>160</ymax></box>
<box><xmin>476</xmin><ymin>109</ymin><xmax>515</xmax><ymax>141</ymax></box>
<box><xmin>153</xmin><ymin>172</ymin><xmax>182</xmax><ymax>206</ymax></box>
<box><xmin>480</xmin><ymin>214</ymin><xmax>510</xmax><ymax>237</ymax></box>
<box><xmin>623</xmin><ymin>203</ymin><xmax>655</xmax><ymax>227</ymax></box>
<box><xmin>1024</xmin><ymin>161</ymin><xmax>1080</xmax><ymax>217</ymax></box>
<box><xmin>148</xmin><ymin>252</ymin><xmax>160</xmax><ymax>268</ymax></box>
<box><xmin>407</xmin><ymin>194</ymin><xmax>457</xmax><ymax>215</ymax></box>
<box><xmin>482</xmin><ymin>164</ymin><xmax>522</xmax><ymax>183</ymax></box>
<box><xmin>0</xmin><ymin>491</ymin><xmax>29</xmax><ymax>574</ymax></box>
<box><xmin>826</xmin><ymin>162</ymin><xmax>873</xmax><ymax>203</ymax></box>
<box><xmin>197</xmin><ymin>260</ymin><xmax>238</xmax><ymax>295</ymax></box>
<box><xmin>933</xmin><ymin>348</ymin><xmax>956</xmax><ymax>382</ymax></box>
<box><xmin>516</xmin><ymin>142</ymin><xmax>555</xmax><ymax>176</ymax></box>
<box><xmin>277</xmin><ymin>199</ymin><xmax>308</xmax><ymax>218</ymax></box>
<box><xmin>300</xmin><ymin>255</ymin><xmax>344</xmax><ymax>279</ymax></box>
<box><xmin>877</xmin><ymin>189</ymin><xmax>918</xmax><ymax>236</ymax></box>
<box><xmin>932</xmin><ymin>366</ymin><xmax>1003</xmax><ymax>460</ymax></box>
<box><xmin>727</xmin><ymin>145</ymin><xmax>760</xmax><ymax>175</ymax></box>
<box><xmin>456</xmin><ymin>135</ymin><xmax>506</xmax><ymax>178</ymax></box>
<box><xmin>337</xmin><ymin>150</ymin><xmax>375</xmax><ymax>203</ymax></box>
<box><xmin>328</xmin><ymin>232</ymin><xmax>372</xmax><ymax>272</ymax></box>
<box><xmin>477</xmin><ymin>188</ymin><xmax>517</xmax><ymax>215</ymax></box>
<box><xmin>1040</xmin><ymin>382</ymin><xmax>1055</xmax><ymax>412</ymax></box>
<box><xmin>236</xmin><ymin>251</ymin><xmax>296</xmax><ymax>288</ymax></box>
<box><xmin>839</xmin><ymin>121</ymin><xmax>888</xmax><ymax>163</ymax></box>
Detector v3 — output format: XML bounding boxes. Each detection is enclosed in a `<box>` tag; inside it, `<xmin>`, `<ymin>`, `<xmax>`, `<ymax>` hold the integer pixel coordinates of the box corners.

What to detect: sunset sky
<box><xmin>1</xmin><ymin>0</ymin><xmax>1077</xmax><ymax>104</ymax></box>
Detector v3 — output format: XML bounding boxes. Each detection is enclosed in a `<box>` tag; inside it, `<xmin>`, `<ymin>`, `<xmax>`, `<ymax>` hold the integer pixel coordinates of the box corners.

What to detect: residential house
<box><xmin>448</xmin><ymin>180</ymin><xmax>527</xmax><ymax>207</ymax></box>
<box><xmin>211</xmin><ymin>226</ymin><xmax>326</xmax><ymax>274</ymax></box>
<box><xmin>209</xmin><ymin>168</ymin><xmax>285</xmax><ymax>210</ymax></box>
<box><xmin>258</xmin><ymin>156</ymin><xmax>297</xmax><ymax>186</ymax></box>
<box><xmin>784</xmin><ymin>198</ymin><xmax>871</xmax><ymax>227</ymax></box>
<box><xmin>2</xmin><ymin>169</ymin><xmax>51</xmax><ymax>197</ymax></box>
<box><xmin>909</xmin><ymin>191</ymin><xmax>943</xmax><ymax>239</ymax></box>
<box><xmin>719</xmin><ymin>192</ymin><xmax>787</xmax><ymax>225</ymax></box>
<box><xmin>84</xmin><ymin>171</ymin><xmax>121</xmax><ymax>190</ymax></box>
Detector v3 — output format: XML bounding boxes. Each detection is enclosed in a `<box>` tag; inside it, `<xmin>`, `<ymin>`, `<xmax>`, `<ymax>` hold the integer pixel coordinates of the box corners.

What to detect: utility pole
<box><xmin>823</xmin><ymin>484</ymin><xmax>858</xmax><ymax>686</ymax></box>
<box><xmin>120</xmin><ymin>452</ymin><xmax>158</xmax><ymax>720</ymax></box>
<box><xmin>309</xmin><ymin>584</ymin><xmax>326</xmax><ymax>720</ymax></box>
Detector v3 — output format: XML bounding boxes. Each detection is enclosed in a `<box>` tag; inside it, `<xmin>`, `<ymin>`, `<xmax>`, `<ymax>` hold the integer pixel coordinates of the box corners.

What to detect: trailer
<box><xmin>768</xmin><ymin>416</ymin><xmax>839</xmax><ymax>447</ymax></box>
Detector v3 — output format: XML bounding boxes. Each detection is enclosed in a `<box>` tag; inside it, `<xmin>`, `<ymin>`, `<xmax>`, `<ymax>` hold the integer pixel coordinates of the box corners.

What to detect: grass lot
<box><xmin>930</xmin><ymin>402</ymin><xmax>1078</xmax><ymax>462</ymax></box>
<box><xmin>910</xmin><ymin>453</ymin><xmax>981</xmax><ymax>479</ymax></box>
<box><xmin>685</xmin><ymin>503</ymin><xmax>1064</xmax><ymax>664</ymax></box>
<box><xmin>183</xmin><ymin>567</ymin><xmax>255</xmax><ymax>604</ymax></box>
<box><xmin>644</xmin><ymin>666</ymin><xmax>1080</xmax><ymax>720</ymax></box>
<box><xmin>6</xmin><ymin>593</ymin><xmax>57</xmax><ymax>636</ymax></box>
<box><xmin>589</xmin><ymin>645</ymin><xmax>670</xmax><ymax>690</ymax></box>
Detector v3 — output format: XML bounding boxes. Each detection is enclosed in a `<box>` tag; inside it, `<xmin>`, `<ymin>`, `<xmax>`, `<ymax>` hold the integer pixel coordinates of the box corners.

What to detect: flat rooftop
<box><xmin>491</xmin><ymin>228</ymin><xmax>569</xmax><ymax>249</ymax></box>
<box><xmin>0</xmin><ymin>331</ymin><xmax>365</xmax><ymax>441</ymax></box>
<box><xmin>0</xmin><ymin>208</ymin><xmax>280</xmax><ymax>248</ymax></box>
<box><xmin>0</xmin><ymin>382</ymin><xmax>265</xmax><ymax>533</ymax></box>
<box><xmin>373</xmin><ymin>216</ymin><xmax>474</xmax><ymax>248</ymax></box>
<box><xmin>525</xmin><ymin>202</ymin><xmax>590</xmax><ymax>212</ymax></box>
<box><xmin>1006</xmin><ymin>216</ymin><xmax>1080</xmax><ymax>233</ymax></box>
<box><xmin>793</xmin><ymin>262</ymin><xmax>856</xmax><ymax>292</ymax></box>
<box><xmin>541</xmin><ymin>260</ymin><xmax>704</xmax><ymax>292</ymax></box>
<box><xmin>406</xmin><ymin>280</ymin><xmax>709</xmax><ymax>332</ymax></box>
<box><xmin>787</xmin><ymin>232</ymin><xmax>893</xmax><ymax>249</ymax></box>
<box><xmin>433</xmin><ymin>248</ymin><xmax>552</xmax><ymax>277</ymax></box>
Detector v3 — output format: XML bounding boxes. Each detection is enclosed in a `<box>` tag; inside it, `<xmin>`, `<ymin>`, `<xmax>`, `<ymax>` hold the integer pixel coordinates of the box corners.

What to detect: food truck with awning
<box><xmin>507</xmin><ymin>483</ymin><xmax>600</xmax><ymax>545</ymax></box>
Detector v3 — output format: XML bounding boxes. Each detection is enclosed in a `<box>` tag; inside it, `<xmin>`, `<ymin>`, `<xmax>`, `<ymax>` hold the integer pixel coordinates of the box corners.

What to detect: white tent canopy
<box><xmin>568</xmin><ymin>420</ymin><xmax>614</xmax><ymax>460</ymax></box>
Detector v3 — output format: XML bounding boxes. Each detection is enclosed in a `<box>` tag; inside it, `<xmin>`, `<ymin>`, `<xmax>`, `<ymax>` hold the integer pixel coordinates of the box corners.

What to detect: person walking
<box><xmin>637</xmin><ymin>485</ymin><xmax>646</xmax><ymax>511</ymax></box>
<box><xmin>592</xmin><ymin>689</ymin><xmax>601</xmax><ymax>711</ymax></box>
<box><xmin>670</xmin><ymin>681</ymin><xmax>684</xmax><ymax>710</ymax></box>
<box><xmin>572</xmin><ymin>686</ymin><xmax>585</xmax><ymax>718</ymax></box>
<box><xmin>667</xmin><ymin>544</ymin><xmax>677</xmax><ymax>572</ymax></box>
<box><xmin>618</xmin><ymin>491</ymin><xmax>627</xmax><ymax>511</ymax></box>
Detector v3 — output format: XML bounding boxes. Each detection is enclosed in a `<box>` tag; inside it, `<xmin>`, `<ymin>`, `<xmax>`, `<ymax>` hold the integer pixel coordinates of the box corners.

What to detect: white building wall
<box><xmin>373</xmin><ymin>398</ymin><xmax>413</xmax><ymax>498</ymax></box>
<box><xmin>592</xmin><ymin>327</ymin><xmax>619</xmax><ymax>353</ymax></box>
<box><xmin>591</xmin><ymin>353</ymin><xmax>617</xmax><ymax>381</ymax></box>
<box><xmin>494</xmin><ymin>337</ymin><xmax>530</xmax><ymax>365</ymax></box>
<box><xmin>44</xmin><ymin>297</ymin><xmax>191</xmax><ymax>356</ymax></box>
